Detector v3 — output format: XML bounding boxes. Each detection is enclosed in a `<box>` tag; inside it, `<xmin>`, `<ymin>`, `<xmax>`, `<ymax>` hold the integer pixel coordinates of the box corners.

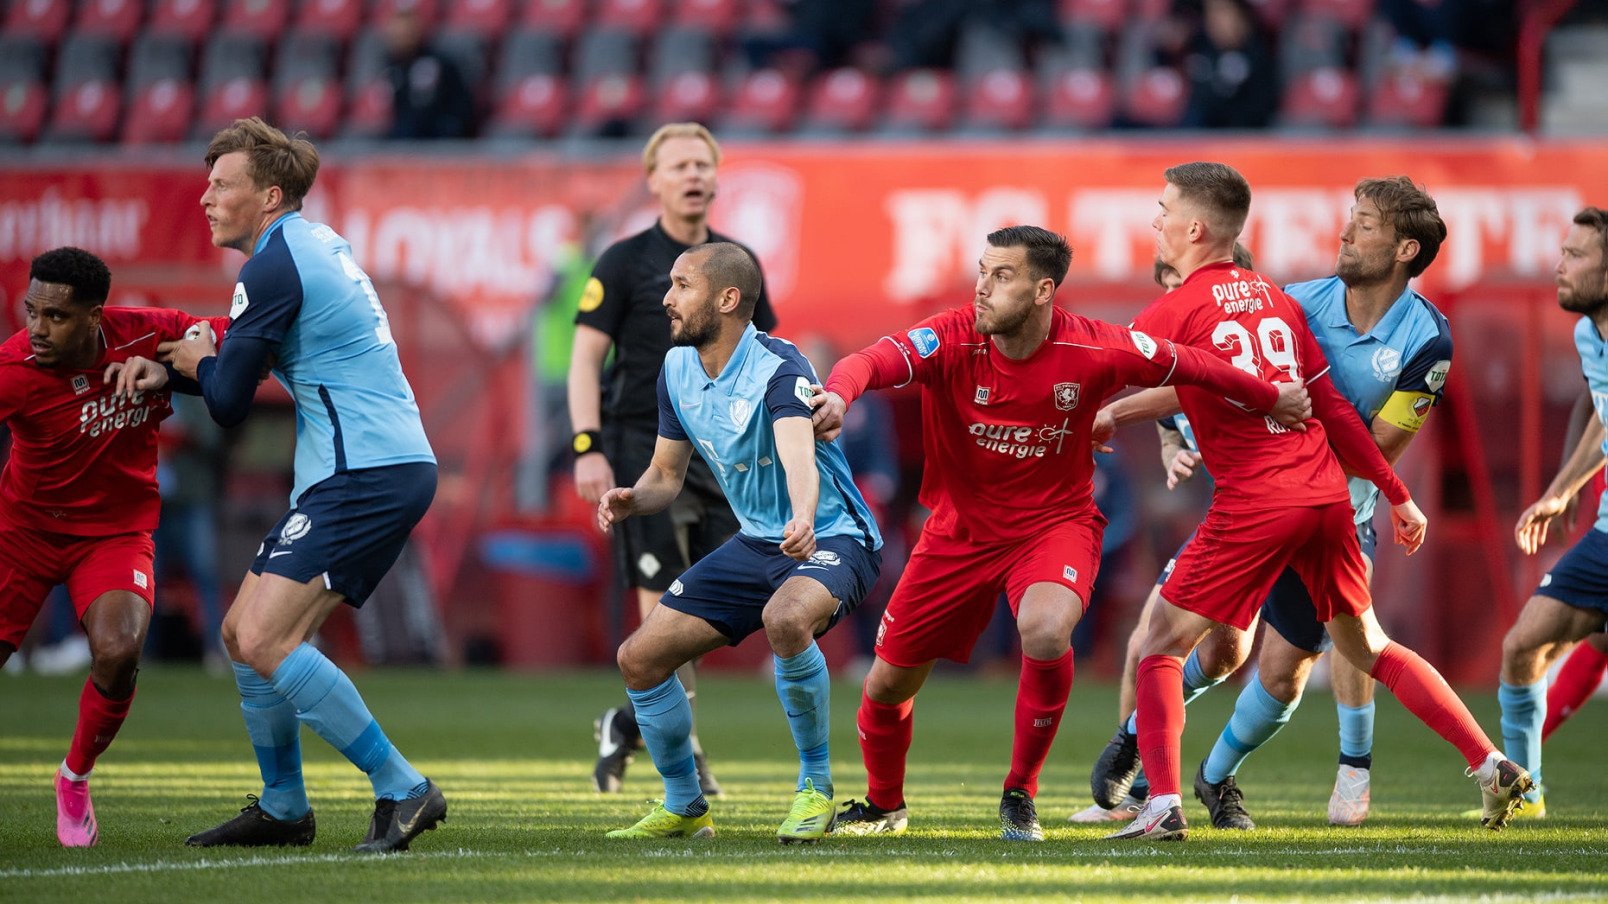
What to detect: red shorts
<box><xmin>1161</xmin><ymin>501</ymin><xmax>1369</xmax><ymax>631</ymax></box>
<box><xmin>874</xmin><ymin>517</ymin><xmax>1104</xmax><ymax>667</ymax></box>
<box><xmin>0</xmin><ymin>523</ymin><xmax>155</xmax><ymax>649</ymax></box>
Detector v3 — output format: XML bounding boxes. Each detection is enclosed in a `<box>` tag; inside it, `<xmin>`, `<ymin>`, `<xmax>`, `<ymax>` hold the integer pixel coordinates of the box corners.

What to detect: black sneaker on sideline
<box><xmin>185</xmin><ymin>796</ymin><xmax>315</xmax><ymax>847</ymax></box>
<box><xmin>355</xmin><ymin>780</ymin><xmax>447</xmax><ymax>853</ymax></box>
<box><xmin>592</xmin><ymin>706</ymin><xmax>637</xmax><ymax>793</ymax></box>
<box><xmin>1193</xmin><ymin>763</ymin><xmax>1255</xmax><ymax>830</ymax></box>
<box><xmin>999</xmin><ymin>788</ymin><xmax>1044</xmax><ymax>841</ymax></box>
<box><xmin>1090</xmin><ymin>723</ymin><xmax>1142</xmax><ymax>809</ymax></box>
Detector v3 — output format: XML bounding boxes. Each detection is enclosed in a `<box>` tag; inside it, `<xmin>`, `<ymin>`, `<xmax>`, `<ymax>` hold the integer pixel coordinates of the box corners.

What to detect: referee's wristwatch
<box><xmin>572</xmin><ymin>430</ymin><xmax>604</xmax><ymax>456</ymax></box>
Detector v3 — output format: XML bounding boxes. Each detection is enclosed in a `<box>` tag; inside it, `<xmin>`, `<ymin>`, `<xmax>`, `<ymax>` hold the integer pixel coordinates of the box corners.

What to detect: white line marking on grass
<box><xmin>0</xmin><ymin>848</ymin><xmax>502</xmax><ymax>880</ymax></box>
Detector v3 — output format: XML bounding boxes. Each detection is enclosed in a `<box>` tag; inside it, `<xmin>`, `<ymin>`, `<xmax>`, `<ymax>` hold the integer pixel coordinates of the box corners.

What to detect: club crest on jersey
<box><xmin>1371</xmin><ymin>346</ymin><xmax>1401</xmax><ymax>382</ymax></box>
<box><xmin>729</xmin><ymin>399</ymin><xmax>753</xmax><ymax>430</ymax></box>
<box><xmin>1053</xmin><ymin>382</ymin><xmax>1080</xmax><ymax>411</ymax></box>
<box><xmin>974</xmin><ymin>386</ymin><xmax>990</xmax><ymax>405</ymax></box>
<box><xmin>281</xmin><ymin>513</ymin><xmax>313</xmax><ymax>542</ymax></box>
<box><xmin>908</xmin><ymin>327</ymin><xmax>941</xmax><ymax>358</ymax></box>
<box><xmin>1425</xmin><ymin>359</ymin><xmax>1451</xmax><ymax>393</ymax></box>
<box><xmin>230</xmin><ymin>282</ymin><xmax>250</xmax><ymax>319</ymax></box>
<box><xmin>71</xmin><ymin>375</ymin><xmax>90</xmax><ymax>395</ymax></box>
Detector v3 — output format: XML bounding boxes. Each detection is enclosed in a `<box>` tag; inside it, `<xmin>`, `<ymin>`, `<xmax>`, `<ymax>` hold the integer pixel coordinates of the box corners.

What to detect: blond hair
<box><xmin>205</xmin><ymin>117</ymin><xmax>320</xmax><ymax>210</ymax></box>
<box><xmin>642</xmin><ymin>123</ymin><xmax>720</xmax><ymax>174</ymax></box>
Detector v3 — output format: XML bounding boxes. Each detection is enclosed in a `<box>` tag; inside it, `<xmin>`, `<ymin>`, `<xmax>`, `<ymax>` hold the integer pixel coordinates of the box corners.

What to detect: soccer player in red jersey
<box><xmin>809</xmin><ymin>225</ymin><xmax>1311</xmax><ymax>839</ymax></box>
<box><xmin>0</xmin><ymin>247</ymin><xmax>226</xmax><ymax>847</ymax></box>
<box><xmin>1106</xmin><ymin>162</ymin><xmax>1531</xmax><ymax>840</ymax></box>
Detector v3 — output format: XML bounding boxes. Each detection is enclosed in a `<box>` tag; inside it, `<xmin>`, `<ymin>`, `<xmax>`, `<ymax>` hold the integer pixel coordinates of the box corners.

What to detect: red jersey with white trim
<box><xmin>0</xmin><ymin>308</ymin><xmax>229</xmax><ymax>537</ymax></box>
<box><xmin>849</xmin><ymin>305</ymin><xmax>1191</xmax><ymax>543</ymax></box>
<box><xmin>1131</xmin><ymin>262</ymin><xmax>1353</xmax><ymax>512</ymax></box>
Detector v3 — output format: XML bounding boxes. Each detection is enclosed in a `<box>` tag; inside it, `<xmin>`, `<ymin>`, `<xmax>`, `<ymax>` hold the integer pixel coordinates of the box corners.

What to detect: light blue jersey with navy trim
<box><xmin>230</xmin><ymin>213</ymin><xmax>434</xmax><ymax>502</ymax></box>
<box><xmin>657</xmin><ymin>324</ymin><xmax>881</xmax><ymax>550</ymax></box>
<box><xmin>1287</xmin><ymin>276</ymin><xmax>1453</xmax><ymax>524</ymax></box>
<box><xmin>1573</xmin><ymin>317</ymin><xmax>1608</xmax><ymax>533</ymax></box>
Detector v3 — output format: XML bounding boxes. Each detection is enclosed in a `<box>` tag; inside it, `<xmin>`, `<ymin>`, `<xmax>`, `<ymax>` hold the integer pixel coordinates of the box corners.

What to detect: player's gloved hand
<box><xmin>808</xmin><ymin>386</ymin><xmax>846</xmax><ymax>442</ymax></box>
<box><xmin>1390</xmin><ymin>498</ymin><xmax>1427</xmax><ymax>556</ymax></box>
<box><xmin>104</xmin><ymin>356</ymin><xmax>168</xmax><ymax>398</ymax></box>
<box><xmin>158</xmin><ymin>321</ymin><xmax>218</xmax><ymax>379</ymax></box>
<box><xmin>1166</xmin><ymin>449</ymin><xmax>1203</xmax><ymax>489</ymax></box>
<box><xmin>1091</xmin><ymin>407</ymin><xmax>1116</xmax><ymax>454</ymax></box>
<box><xmin>1515</xmin><ymin>494</ymin><xmax>1570</xmax><ymax>555</ymax></box>
<box><xmin>597</xmin><ymin>487</ymin><xmax>634</xmax><ymax>533</ymax></box>
<box><xmin>1270</xmin><ymin>378</ymin><xmax>1311</xmax><ymax>430</ymax></box>
<box><xmin>780</xmin><ymin>517</ymin><xmax>816</xmax><ymax>561</ymax></box>
<box><xmin>575</xmin><ymin>452</ymin><xmax>615</xmax><ymax>504</ymax></box>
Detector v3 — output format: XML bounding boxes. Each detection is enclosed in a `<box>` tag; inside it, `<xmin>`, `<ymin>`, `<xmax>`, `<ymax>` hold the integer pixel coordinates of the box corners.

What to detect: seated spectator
<box><xmin>383</xmin><ymin>6</ymin><xmax>474</xmax><ymax>139</ymax></box>
<box><xmin>1180</xmin><ymin>0</ymin><xmax>1279</xmax><ymax>128</ymax></box>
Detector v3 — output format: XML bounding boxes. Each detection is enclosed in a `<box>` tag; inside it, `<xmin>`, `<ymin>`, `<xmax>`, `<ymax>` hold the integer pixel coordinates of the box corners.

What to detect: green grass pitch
<box><xmin>1</xmin><ymin>668</ymin><xmax>1604</xmax><ymax>903</ymax></box>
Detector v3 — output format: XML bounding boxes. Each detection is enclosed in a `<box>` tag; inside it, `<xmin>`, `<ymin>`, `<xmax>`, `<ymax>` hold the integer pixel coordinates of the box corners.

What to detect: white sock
<box><xmin>1148</xmin><ymin>792</ymin><xmax>1182</xmax><ymax>813</ymax></box>
<box><xmin>59</xmin><ymin>760</ymin><xmax>90</xmax><ymax>782</ymax></box>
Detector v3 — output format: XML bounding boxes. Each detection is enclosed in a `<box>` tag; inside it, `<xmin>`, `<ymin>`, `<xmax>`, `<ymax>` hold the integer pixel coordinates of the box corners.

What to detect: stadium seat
<box><xmin>219</xmin><ymin>0</ymin><xmax>292</xmax><ymax>39</ymax></box>
<box><xmin>443</xmin><ymin>0</ymin><xmax>513</xmax><ymax>37</ymax></box>
<box><xmin>671</xmin><ymin>0</ymin><xmax>740</xmax><ymax>38</ymax></box>
<box><xmin>1279</xmin><ymin>67</ymin><xmax>1358</xmax><ymax>128</ymax></box>
<box><xmin>341</xmin><ymin>78</ymin><xmax>393</xmax><ymax>138</ymax></box>
<box><xmin>1279</xmin><ymin>13</ymin><xmax>1349</xmax><ymax>79</ymax></box>
<box><xmin>955</xmin><ymin>22</ymin><xmax>1026</xmax><ymax>82</ymax></box>
<box><xmin>960</xmin><ymin>68</ymin><xmax>1034</xmax><ymax>133</ymax></box>
<box><xmin>1060</xmin><ymin>0</ymin><xmax>1128</xmax><ymax>34</ymax></box>
<box><xmin>199</xmin><ymin>32</ymin><xmax>268</xmax><ymax>92</ymax></box>
<box><xmin>147</xmin><ymin>0</ymin><xmax>217</xmax><ymax>43</ymax></box>
<box><xmin>193</xmin><ymin>76</ymin><xmax>271</xmax><ymax>138</ymax></box>
<box><xmin>571</xmin><ymin>73</ymin><xmax>646</xmax><ymax>137</ymax></box>
<box><xmin>74</xmin><ymin>0</ymin><xmax>144</xmax><ymax>43</ymax></box>
<box><xmin>798</xmin><ymin>67</ymin><xmax>879</xmax><ymax>134</ymax></box>
<box><xmin>1040</xmin><ymin>67</ymin><xmax>1114</xmax><ymax>130</ymax></box>
<box><xmin>273</xmin><ymin>31</ymin><xmax>342</xmax><ymax>87</ymax></box>
<box><xmin>486</xmin><ymin>73</ymin><xmax>567</xmax><ymax>138</ymax></box>
<box><xmin>497</xmin><ymin>29</ymin><xmax>566</xmax><ymax>95</ymax></box>
<box><xmin>519</xmin><ymin>0</ymin><xmax>586</xmax><ymax>39</ymax></box>
<box><xmin>1364</xmin><ymin>70</ymin><xmax>1449</xmax><ymax>129</ymax></box>
<box><xmin>292</xmin><ymin>0</ymin><xmax>365</xmax><ymax>41</ymax></box>
<box><xmin>5</xmin><ymin>0</ymin><xmax>72</xmax><ymax>44</ymax></box>
<box><xmin>653</xmin><ymin>70</ymin><xmax>720</xmax><ymax>124</ymax></box>
<box><xmin>369</xmin><ymin>0</ymin><xmax>440</xmax><ymax>28</ymax></box>
<box><xmin>274</xmin><ymin>77</ymin><xmax>343</xmax><ymax>138</ymax></box>
<box><xmin>1121</xmin><ymin>66</ymin><xmax>1186</xmax><ymax>127</ymax></box>
<box><xmin>46</xmin><ymin>81</ymin><xmax>121</xmax><ymax>143</ymax></box>
<box><xmin>1301</xmin><ymin>0</ymin><xmax>1375</xmax><ymax>31</ymax></box>
<box><xmin>648</xmin><ymin>25</ymin><xmax>716</xmax><ymax>87</ymax></box>
<box><xmin>596</xmin><ymin>0</ymin><xmax>664</xmax><ymax>37</ymax></box>
<box><xmin>717</xmin><ymin>68</ymin><xmax>799</xmax><ymax>136</ymax></box>
<box><xmin>573</xmin><ymin>27</ymin><xmax>641</xmax><ymax>85</ymax></box>
<box><xmin>0</xmin><ymin>81</ymin><xmax>49</xmax><ymax>144</ymax></box>
<box><xmin>0</xmin><ymin>34</ymin><xmax>49</xmax><ymax>86</ymax></box>
<box><xmin>880</xmin><ymin>69</ymin><xmax>957</xmax><ymax>135</ymax></box>
<box><xmin>128</xmin><ymin>32</ymin><xmax>192</xmax><ymax>90</ymax></box>
<box><xmin>122</xmin><ymin>78</ymin><xmax>195</xmax><ymax>143</ymax></box>
<box><xmin>435</xmin><ymin>29</ymin><xmax>493</xmax><ymax>102</ymax></box>
<box><xmin>346</xmin><ymin>28</ymin><xmax>391</xmax><ymax>95</ymax></box>
<box><xmin>53</xmin><ymin>33</ymin><xmax>121</xmax><ymax>90</ymax></box>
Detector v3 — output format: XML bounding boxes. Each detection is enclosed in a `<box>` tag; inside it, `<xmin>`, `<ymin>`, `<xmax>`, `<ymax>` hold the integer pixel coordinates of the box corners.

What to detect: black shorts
<box><xmin>606</xmin><ymin>424</ymin><xmax>739</xmax><ymax>592</ymax></box>
<box><xmin>1535</xmin><ymin>526</ymin><xmax>1608</xmax><ymax>617</ymax></box>
<box><xmin>251</xmin><ymin>462</ymin><xmax>436</xmax><ymax>608</ymax></box>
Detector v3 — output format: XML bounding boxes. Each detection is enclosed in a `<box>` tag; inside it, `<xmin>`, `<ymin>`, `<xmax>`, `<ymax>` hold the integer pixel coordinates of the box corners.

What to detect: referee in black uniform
<box><xmin>568</xmin><ymin>123</ymin><xmax>776</xmax><ymax>796</ymax></box>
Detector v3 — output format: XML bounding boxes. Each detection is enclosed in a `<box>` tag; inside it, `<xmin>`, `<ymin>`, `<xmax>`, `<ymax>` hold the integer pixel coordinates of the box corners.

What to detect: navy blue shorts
<box><xmin>1261</xmin><ymin>520</ymin><xmax>1377</xmax><ymax>653</ymax></box>
<box><xmin>251</xmin><ymin>462</ymin><xmax>437</xmax><ymax>608</ymax></box>
<box><xmin>1535</xmin><ymin>527</ymin><xmax>1608</xmax><ymax>616</ymax></box>
<box><xmin>660</xmin><ymin>533</ymin><xmax>882</xmax><ymax>645</ymax></box>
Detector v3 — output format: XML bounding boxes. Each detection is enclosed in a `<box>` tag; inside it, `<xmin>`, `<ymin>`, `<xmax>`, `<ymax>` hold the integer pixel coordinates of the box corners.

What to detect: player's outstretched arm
<box><xmin>597</xmin><ymin>437</ymin><xmax>694</xmax><ymax>534</ymax></box>
<box><xmin>815</xmin><ymin>338</ymin><xmax>913</xmax><ymax>442</ymax></box>
<box><xmin>1390</xmin><ymin>498</ymin><xmax>1428</xmax><ymax>556</ymax></box>
<box><xmin>1157</xmin><ymin>422</ymin><xmax>1203</xmax><ymax>490</ymax></box>
<box><xmin>1516</xmin><ymin>403</ymin><xmax>1607</xmax><ymax>555</ymax></box>
<box><xmin>773</xmin><ymin>416</ymin><xmax>819</xmax><ymax>561</ymax></box>
<box><xmin>1103</xmin><ymin>387</ymin><xmax>1182</xmax><ymax>428</ymax></box>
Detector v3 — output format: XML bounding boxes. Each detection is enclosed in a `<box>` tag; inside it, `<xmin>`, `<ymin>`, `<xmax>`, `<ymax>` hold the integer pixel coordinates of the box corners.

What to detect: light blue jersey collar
<box><xmin>252</xmin><ymin>212</ymin><xmax>302</xmax><ymax>256</ymax></box>
<box><xmin>697</xmin><ymin>323</ymin><xmax>760</xmax><ymax>398</ymax></box>
<box><xmin>1321</xmin><ymin>280</ymin><xmax>1421</xmax><ymax>342</ymax></box>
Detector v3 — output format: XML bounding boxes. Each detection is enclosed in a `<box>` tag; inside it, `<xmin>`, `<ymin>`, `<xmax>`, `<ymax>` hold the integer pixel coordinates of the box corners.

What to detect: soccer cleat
<box><xmin>1460</xmin><ymin>792</ymin><xmax>1546</xmax><ymax>821</ymax></box>
<box><xmin>1470</xmin><ymin>757</ymin><xmax>1535</xmax><ymax>830</ymax></box>
<box><xmin>606</xmin><ymin>801</ymin><xmax>715</xmax><ymax>839</ymax></box>
<box><xmin>355</xmin><ymin>779</ymin><xmax>447</xmax><ymax>853</ymax></box>
<box><xmin>1068</xmin><ymin>792</ymin><xmax>1147</xmax><ymax>824</ymax></box>
<box><xmin>1090</xmin><ymin>723</ymin><xmax>1142</xmax><ymax>809</ymax></box>
<box><xmin>1327</xmin><ymin>765</ymin><xmax>1371</xmax><ymax>826</ymax></box>
<box><xmin>1193</xmin><ymin>764</ymin><xmax>1255</xmax><ymax>830</ymax></box>
<box><xmin>592</xmin><ymin>706</ymin><xmax>637</xmax><ymax>793</ymax></box>
<box><xmin>777</xmin><ymin>778</ymin><xmax>835</xmax><ymax>844</ymax></box>
<box><xmin>54</xmin><ymin>770</ymin><xmax>98</xmax><ymax>848</ymax></box>
<box><xmin>999</xmin><ymin>788</ymin><xmax>1044</xmax><ymax>841</ymax></box>
<box><xmin>694</xmin><ymin>750</ymin><xmax>723</xmax><ymax>798</ymax></box>
<box><xmin>1105</xmin><ymin>802</ymin><xmax>1188</xmax><ymax>841</ymax></box>
<box><xmin>185</xmin><ymin>796</ymin><xmax>316</xmax><ymax>847</ymax></box>
<box><xmin>835</xmin><ymin>798</ymin><xmax>910</xmax><ymax>835</ymax></box>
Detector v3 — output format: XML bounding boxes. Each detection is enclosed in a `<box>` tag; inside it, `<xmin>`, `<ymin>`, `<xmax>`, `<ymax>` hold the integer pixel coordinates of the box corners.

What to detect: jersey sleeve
<box><xmin>656</xmin><ymin>367</ymin><xmax>688</xmax><ymax>442</ymax></box>
<box><xmin>1377</xmin><ymin>324</ymin><xmax>1453</xmax><ymax>433</ymax></box>
<box><xmin>764</xmin><ymin>362</ymin><xmax>815</xmax><ymax>422</ymax></box>
<box><xmin>573</xmin><ymin>244</ymin><xmax>629</xmax><ymax>338</ymax></box>
<box><xmin>226</xmin><ymin>252</ymin><xmax>303</xmax><ymax>345</ymax></box>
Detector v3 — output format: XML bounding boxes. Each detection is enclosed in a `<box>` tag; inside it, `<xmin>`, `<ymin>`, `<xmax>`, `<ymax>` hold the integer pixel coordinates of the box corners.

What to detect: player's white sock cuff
<box><xmin>1149</xmin><ymin>792</ymin><xmax>1183</xmax><ymax>812</ymax></box>
<box><xmin>59</xmin><ymin>761</ymin><xmax>90</xmax><ymax>782</ymax></box>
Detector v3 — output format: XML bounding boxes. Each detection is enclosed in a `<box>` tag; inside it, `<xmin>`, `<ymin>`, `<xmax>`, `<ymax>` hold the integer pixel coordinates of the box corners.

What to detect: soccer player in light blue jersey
<box><xmin>598</xmin><ymin>242</ymin><xmax>882</xmax><ymax>843</ymax></box>
<box><xmin>131</xmin><ymin>118</ymin><xmax>445</xmax><ymax>853</ymax></box>
<box><xmin>1481</xmin><ymin>206</ymin><xmax>1608</xmax><ymax>822</ymax></box>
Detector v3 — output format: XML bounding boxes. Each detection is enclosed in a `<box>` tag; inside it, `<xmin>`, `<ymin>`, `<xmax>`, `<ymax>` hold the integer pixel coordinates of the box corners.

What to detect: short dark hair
<box><xmin>1574</xmin><ymin>206</ymin><xmax>1608</xmax><ymax>261</ymax></box>
<box><xmin>29</xmin><ymin>247</ymin><xmax>110</xmax><ymax>306</ymax></box>
<box><xmin>693</xmin><ymin>242</ymin><xmax>762</xmax><ymax>319</ymax></box>
<box><xmin>1164</xmin><ymin>161</ymin><xmax>1252</xmax><ymax>238</ymax></box>
<box><xmin>205</xmin><ymin>117</ymin><xmax>320</xmax><ymax>210</ymax></box>
<box><xmin>1152</xmin><ymin>259</ymin><xmax>1179</xmax><ymax>288</ymax></box>
<box><xmin>986</xmin><ymin>225</ymin><xmax>1073</xmax><ymax>287</ymax></box>
<box><xmin>1355</xmin><ymin>176</ymin><xmax>1447</xmax><ymax>278</ymax></box>
<box><xmin>1231</xmin><ymin>242</ymin><xmax>1255</xmax><ymax>270</ymax></box>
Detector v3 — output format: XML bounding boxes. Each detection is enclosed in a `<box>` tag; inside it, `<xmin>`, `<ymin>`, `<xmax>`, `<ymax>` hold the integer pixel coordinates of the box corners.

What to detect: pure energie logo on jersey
<box><xmin>79</xmin><ymin>390</ymin><xmax>161</xmax><ymax>438</ymax></box>
<box><xmin>969</xmin><ymin>418</ymin><xmax>1075</xmax><ymax>459</ymax></box>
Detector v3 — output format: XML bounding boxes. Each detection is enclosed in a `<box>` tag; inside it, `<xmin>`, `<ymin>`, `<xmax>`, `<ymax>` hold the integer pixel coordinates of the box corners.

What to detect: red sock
<box><xmin>1544</xmin><ymin>642</ymin><xmax>1608</xmax><ymax>740</ymax></box>
<box><xmin>65</xmin><ymin>678</ymin><xmax>134</xmax><ymax>777</ymax></box>
<box><xmin>1369</xmin><ymin>642</ymin><xmax>1493</xmax><ymax>769</ymax></box>
<box><xmin>1135</xmin><ymin>655</ymin><xmax>1185</xmax><ymax>798</ymax></box>
<box><xmin>858</xmin><ymin>689</ymin><xmax>914</xmax><ymax>810</ymax></box>
<box><xmin>1003</xmin><ymin>650</ymin><xmax>1073</xmax><ymax>797</ymax></box>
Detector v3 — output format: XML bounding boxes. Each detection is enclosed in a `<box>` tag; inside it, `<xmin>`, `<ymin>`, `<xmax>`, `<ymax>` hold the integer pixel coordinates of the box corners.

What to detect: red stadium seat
<box><xmin>5</xmin><ymin>0</ymin><xmax>72</xmax><ymax>44</ymax></box>
<box><xmin>274</xmin><ymin>77</ymin><xmax>343</xmax><ymax>138</ymax></box>
<box><xmin>719</xmin><ymin>68</ymin><xmax>799</xmax><ymax>135</ymax></box>
<box><xmin>0</xmin><ymin>82</ymin><xmax>50</xmax><ymax>144</ymax></box>
<box><xmin>1301</xmin><ymin>0</ymin><xmax>1374</xmax><ymax>31</ymax></box>
<box><xmin>1364</xmin><ymin>70</ymin><xmax>1449</xmax><ymax>129</ymax></box>
<box><xmin>672</xmin><ymin>0</ymin><xmax>740</xmax><ymax>38</ymax></box>
<box><xmin>881</xmin><ymin>69</ymin><xmax>956</xmax><ymax>134</ymax></box>
<box><xmin>342</xmin><ymin>78</ymin><xmax>394</xmax><ymax>138</ymax></box>
<box><xmin>1060</xmin><ymin>0</ymin><xmax>1128</xmax><ymax>34</ymax></box>
<box><xmin>121</xmin><ymin>78</ymin><xmax>194</xmax><ymax>144</ymax></box>
<box><xmin>962</xmin><ymin>68</ymin><xmax>1034</xmax><ymax>132</ymax></box>
<box><xmin>444</xmin><ymin>0</ymin><xmax>513</xmax><ymax>36</ymax></box>
<box><xmin>653</xmin><ymin>70</ymin><xmax>720</xmax><ymax>123</ymax></box>
<box><xmin>520</xmin><ymin>0</ymin><xmax>587</xmax><ymax>38</ymax></box>
<box><xmin>46</xmin><ymin>81</ymin><xmax>121</xmax><ymax>142</ymax></box>
<box><xmin>294</xmin><ymin>0</ymin><xmax>365</xmax><ymax>41</ymax></box>
<box><xmin>148</xmin><ymin>0</ymin><xmax>216</xmax><ymax>43</ymax></box>
<box><xmin>487</xmin><ymin>73</ymin><xmax>567</xmax><ymax>137</ymax></box>
<box><xmin>370</xmin><ymin>0</ymin><xmax>440</xmax><ymax>28</ymax></box>
<box><xmin>194</xmin><ymin>77</ymin><xmax>271</xmax><ymax>138</ymax></box>
<box><xmin>596</xmin><ymin>0</ymin><xmax>664</xmax><ymax>37</ymax></box>
<box><xmin>220</xmin><ymin>0</ymin><xmax>291</xmax><ymax>39</ymax></box>
<box><xmin>1122</xmin><ymin>66</ymin><xmax>1186</xmax><ymax>127</ymax></box>
<box><xmin>1280</xmin><ymin>67</ymin><xmax>1358</xmax><ymax>128</ymax></box>
<box><xmin>75</xmin><ymin>0</ymin><xmax>145</xmax><ymax>43</ymax></box>
<box><xmin>1042</xmin><ymin>68</ymin><xmax>1114</xmax><ymax>130</ymax></box>
<box><xmin>572</xmin><ymin>73</ymin><xmax>645</xmax><ymax>135</ymax></box>
<box><xmin>801</xmin><ymin>67</ymin><xmax>879</xmax><ymax>134</ymax></box>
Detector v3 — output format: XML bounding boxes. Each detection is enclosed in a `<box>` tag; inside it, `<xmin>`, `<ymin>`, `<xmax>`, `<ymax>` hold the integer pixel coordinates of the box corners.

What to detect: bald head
<box><xmin>689</xmin><ymin>241</ymin><xmax>762</xmax><ymax>320</ymax></box>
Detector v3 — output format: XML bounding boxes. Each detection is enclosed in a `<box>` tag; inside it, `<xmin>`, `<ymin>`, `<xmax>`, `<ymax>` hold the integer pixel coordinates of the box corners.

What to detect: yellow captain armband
<box><xmin>1378</xmin><ymin>390</ymin><xmax>1437</xmax><ymax>433</ymax></box>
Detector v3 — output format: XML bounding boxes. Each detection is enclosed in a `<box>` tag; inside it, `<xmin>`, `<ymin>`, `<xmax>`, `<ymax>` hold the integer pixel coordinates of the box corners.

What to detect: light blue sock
<box><xmin>269</xmin><ymin>643</ymin><xmax>426</xmax><ymax>801</ymax></box>
<box><xmin>1336</xmin><ymin>701</ymin><xmax>1375</xmax><ymax>768</ymax></box>
<box><xmin>1125</xmin><ymin>648</ymin><xmax>1224</xmax><ymax>797</ymax></box>
<box><xmin>628</xmin><ymin>674</ymin><xmax>703</xmax><ymax>815</ymax></box>
<box><xmin>775</xmin><ymin>642</ymin><xmax>832</xmax><ymax>797</ymax></box>
<box><xmin>232</xmin><ymin>661</ymin><xmax>308</xmax><ymax>820</ymax></box>
<box><xmin>1202</xmin><ymin>675</ymin><xmax>1300</xmax><ymax>784</ymax></box>
<box><xmin>1498</xmin><ymin>680</ymin><xmax>1546</xmax><ymax>803</ymax></box>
